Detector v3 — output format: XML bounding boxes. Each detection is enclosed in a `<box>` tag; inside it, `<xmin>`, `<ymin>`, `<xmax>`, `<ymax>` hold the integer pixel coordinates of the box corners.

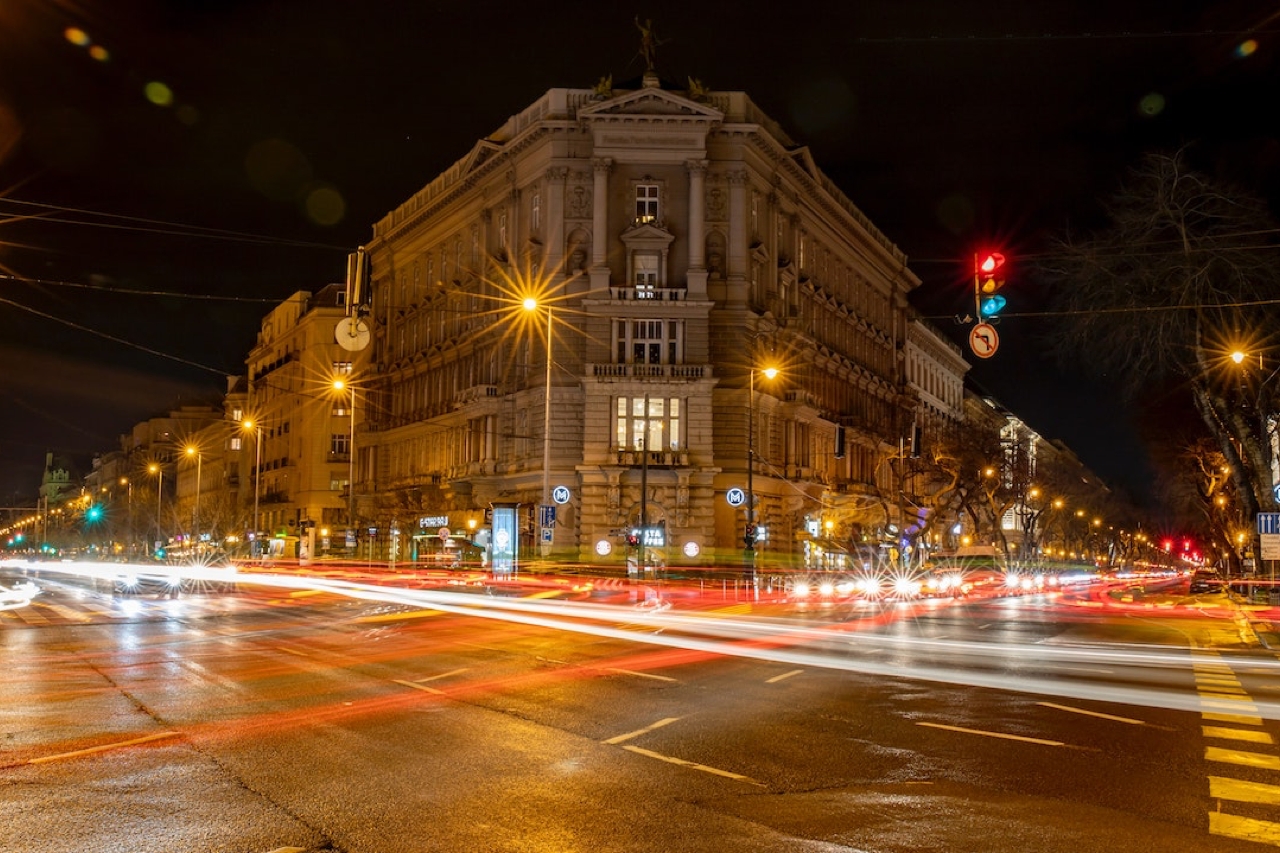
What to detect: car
<box><xmin>1189</xmin><ymin>571</ymin><xmax>1225</xmax><ymax>594</ymax></box>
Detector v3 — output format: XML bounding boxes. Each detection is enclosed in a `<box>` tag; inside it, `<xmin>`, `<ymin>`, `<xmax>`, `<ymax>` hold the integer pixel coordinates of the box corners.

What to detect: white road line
<box><xmin>604</xmin><ymin>668</ymin><xmax>677</xmax><ymax>682</ymax></box>
<box><xmin>393</xmin><ymin>679</ymin><xmax>444</xmax><ymax>695</ymax></box>
<box><xmin>27</xmin><ymin>731</ymin><xmax>181</xmax><ymax>765</ymax></box>
<box><xmin>917</xmin><ymin>721</ymin><xmax>1066</xmax><ymax>747</ymax></box>
<box><xmin>602</xmin><ymin>717</ymin><xmax>681</xmax><ymax>745</ymax></box>
<box><xmin>621</xmin><ymin>745</ymin><xmax>764</xmax><ymax>786</ymax></box>
<box><xmin>766</xmin><ymin>669</ymin><xmax>804</xmax><ymax>684</ymax></box>
<box><xmin>415</xmin><ymin>668</ymin><xmax>469</xmax><ymax>683</ymax></box>
<box><xmin>1037</xmin><ymin>701</ymin><xmax>1146</xmax><ymax>725</ymax></box>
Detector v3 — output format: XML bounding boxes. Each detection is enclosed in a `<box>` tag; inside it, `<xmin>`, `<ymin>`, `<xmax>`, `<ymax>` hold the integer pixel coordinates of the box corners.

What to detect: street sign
<box><xmin>541</xmin><ymin>527</ymin><xmax>553</xmax><ymax>543</ymax></box>
<box><xmin>539</xmin><ymin>504</ymin><xmax>556</xmax><ymax>527</ymax></box>
<box><xmin>969</xmin><ymin>323</ymin><xmax>999</xmax><ymax>359</ymax></box>
<box><xmin>726</xmin><ymin>487</ymin><xmax>746</xmax><ymax>507</ymax></box>
<box><xmin>1257</xmin><ymin>513</ymin><xmax>1280</xmax><ymax>535</ymax></box>
<box><xmin>552</xmin><ymin>485</ymin><xmax>571</xmax><ymax>504</ymax></box>
<box><xmin>1261</xmin><ymin>535</ymin><xmax>1280</xmax><ymax>561</ymax></box>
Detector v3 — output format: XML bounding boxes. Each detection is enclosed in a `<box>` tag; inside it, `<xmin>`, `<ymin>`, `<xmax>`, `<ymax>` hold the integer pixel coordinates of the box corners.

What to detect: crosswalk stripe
<box><xmin>1211</xmin><ymin>776</ymin><xmax>1280</xmax><ymax>805</ymax></box>
<box><xmin>1206</xmin><ymin>746</ymin><xmax>1280</xmax><ymax>770</ymax></box>
<box><xmin>1203</xmin><ymin>712</ymin><xmax>1264</xmax><ymax>725</ymax></box>
<box><xmin>1210</xmin><ymin>811</ymin><xmax>1280</xmax><ymax>846</ymax></box>
<box><xmin>1204</xmin><ymin>726</ymin><xmax>1275</xmax><ymax>744</ymax></box>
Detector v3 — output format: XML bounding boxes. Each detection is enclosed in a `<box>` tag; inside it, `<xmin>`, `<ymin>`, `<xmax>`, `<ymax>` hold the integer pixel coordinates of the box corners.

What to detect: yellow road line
<box><xmin>522</xmin><ymin>590</ymin><xmax>565</xmax><ymax>599</ymax></box>
<box><xmin>603</xmin><ymin>717</ymin><xmax>681</xmax><ymax>745</ymax></box>
<box><xmin>621</xmin><ymin>744</ymin><xmax>763</xmax><ymax>786</ymax></box>
<box><xmin>917</xmin><ymin>721</ymin><xmax>1066</xmax><ymax>747</ymax></box>
<box><xmin>1204</xmin><ymin>712</ymin><xmax>1264</xmax><ymax>725</ymax></box>
<box><xmin>1206</xmin><ymin>746</ymin><xmax>1280</xmax><ymax>770</ymax></box>
<box><xmin>27</xmin><ymin>731</ymin><xmax>180</xmax><ymax>765</ymax></box>
<box><xmin>1211</xmin><ymin>776</ymin><xmax>1280</xmax><ymax>804</ymax></box>
<box><xmin>1210</xmin><ymin>811</ymin><xmax>1280</xmax><ymax>846</ymax></box>
<box><xmin>766</xmin><ymin>669</ymin><xmax>804</xmax><ymax>684</ymax></box>
<box><xmin>1037</xmin><ymin>701</ymin><xmax>1146</xmax><ymax>725</ymax></box>
<box><xmin>1204</xmin><ymin>725</ymin><xmax>1275</xmax><ymax>744</ymax></box>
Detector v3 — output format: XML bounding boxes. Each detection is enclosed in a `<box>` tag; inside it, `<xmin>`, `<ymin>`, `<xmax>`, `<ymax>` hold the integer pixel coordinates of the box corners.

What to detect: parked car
<box><xmin>1189</xmin><ymin>570</ymin><xmax>1225</xmax><ymax>594</ymax></box>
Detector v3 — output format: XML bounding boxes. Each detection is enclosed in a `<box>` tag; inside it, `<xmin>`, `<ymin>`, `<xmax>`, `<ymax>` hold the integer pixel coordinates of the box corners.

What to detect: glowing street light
<box><xmin>746</xmin><ymin>364</ymin><xmax>779</xmax><ymax>573</ymax></box>
<box><xmin>522</xmin><ymin>297</ymin><xmax>553</xmax><ymax>515</ymax></box>
<box><xmin>333</xmin><ymin>378</ymin><xmax>357</xmax><ymax>533</ymax></box>
<box><xmin>185</xmin><ymin>445</ymin><xmax>202</xmax><ymax>550</ymax></box>
<box><xmin>241</xmin><ymin>419</ymin><xmax>263</xmax><ymax>556</ymax></box>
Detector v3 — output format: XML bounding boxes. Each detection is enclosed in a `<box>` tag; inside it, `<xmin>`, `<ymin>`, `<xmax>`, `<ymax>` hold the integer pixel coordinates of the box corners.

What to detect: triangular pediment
<box><xmin>789</xmin><ymin>146</ymin><xmax>820</xmax><ymax>179</ymax></box>
<box><xmin>620</xmin><ymin>221</ymin><xmax>676</xmax><ymax>244</ymax></box>
<box><xmin>456</xmin><ymin>139</ymin><xmax>503</xmax><ymax>178</ymax></box>
<box><xmin>579</xmin><ymin>87</ymin><xmax>723</xmax><ymax>122</ymax></box>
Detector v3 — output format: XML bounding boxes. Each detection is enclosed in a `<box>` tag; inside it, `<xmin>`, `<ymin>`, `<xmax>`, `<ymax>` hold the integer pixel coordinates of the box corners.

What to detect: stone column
<box><xmin>590</xmin><ymin>157</ymin><xmax>613</xmax><ymax>291</ymax></box>
<box><xmin>686</xmin><ymin>159</ymin><xmax>708</xmax><ymax>299</ymax></box>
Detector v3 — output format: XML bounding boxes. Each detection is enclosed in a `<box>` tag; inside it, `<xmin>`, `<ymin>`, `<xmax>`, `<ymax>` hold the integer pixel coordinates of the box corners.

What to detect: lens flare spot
<box><xmin>305</xmin><ymin>184</ymin><xmax>346</xmax><ymax>226</ymax></box>
<box><xmin>1137</xmin><ymin>92</ymin><xmax>1165</xmax><ymax>117</ymax></box>
<box><xmin>64</xmin><ymin>27</ymin><xmax>91</xmax><ymax>47</ymax></box>
<box><xmin>246</xmin><ymin>138</ymin><xmax>312</xmax><ymax>202</ymax></box>
<box><xmin>88</xmin><ymin>45</ymin><xmax>110</xmax><ymax>62</ymax></box>
<box><xmin>1236</xmin><ymin>39</ymin><xmax>1258</xmax><ymax>58</ymax></box>
<box><xmin>144</xmin><ymin>81</ymin><xmax>173</xmax><ymax>107</ymax></box>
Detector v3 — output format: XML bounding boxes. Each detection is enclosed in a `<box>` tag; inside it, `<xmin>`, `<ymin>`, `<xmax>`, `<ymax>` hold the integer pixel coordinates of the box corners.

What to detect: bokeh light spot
<box><xmin>245</xmin><ymin>138</ymin><xmax>312</xmax><ymax>203</ymax></box>
<box><xmin>63</xmin><ymin>27</ymin><xmax>91</xmax><ymax>47</ymax></box>
<box><xmin>1236</xmin><ymin>39</ymin><xmax>1258</xmax><ymax>58</ymax></box>
<box><xmin>144</xmin><ymin>81</ymin><xmax>173</xmax><ymax>107</ymax></box>
<box><xmin>87</xmin><ymin>45</ymin><xmax>109</xmax><ymax>62</ymax></box>
<box><xmin>1138</xmin><ymin>92</ymin><xmax>1165</xmax><ymax>117</ymax></box>
<box><xmin>305</xmin><ymin>184</ymin><xmax>346</xmax><ymax>226</ymax></box>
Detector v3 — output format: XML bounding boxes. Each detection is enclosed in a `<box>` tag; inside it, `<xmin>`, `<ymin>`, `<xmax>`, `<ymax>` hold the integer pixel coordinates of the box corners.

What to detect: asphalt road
<box><xmin>3</xmin><ymin>565</ymin><xmax>1279</xmax><ymax>853</ymax></box>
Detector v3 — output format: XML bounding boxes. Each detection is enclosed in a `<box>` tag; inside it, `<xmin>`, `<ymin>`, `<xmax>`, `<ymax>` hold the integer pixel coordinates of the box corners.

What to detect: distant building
<box><xmin>352</xmin><ymin>73</ymin><xmax>966</xmax><ymax>568</ymax></box>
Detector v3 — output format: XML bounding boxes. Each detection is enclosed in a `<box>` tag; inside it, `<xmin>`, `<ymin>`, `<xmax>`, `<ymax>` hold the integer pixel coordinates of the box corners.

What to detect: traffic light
<box><xmin>744</xmin><ymin>523</ymin><xmax>757</xmax><ymax>547</ymax></box>
<box><xmin>975</xmin><ymin>252</ymin><xmax>1007</xmax><ymax>318</ymax></box>
<box><xmin>625</xmin><ymin>530</ymin><xmax>640</xmax><ymax>547</ymax></box>
<box><xmin>85</xmin><ymin>504</ymin><xmax>103</xmax><ymax>523</ymax></box>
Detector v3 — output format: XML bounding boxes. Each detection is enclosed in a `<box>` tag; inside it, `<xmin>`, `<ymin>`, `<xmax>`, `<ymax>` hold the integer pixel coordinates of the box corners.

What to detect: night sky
<box><xmin>0</xmin><ymin>1</ymin><xmax>1276</xmax><ymax>510</ymax></box>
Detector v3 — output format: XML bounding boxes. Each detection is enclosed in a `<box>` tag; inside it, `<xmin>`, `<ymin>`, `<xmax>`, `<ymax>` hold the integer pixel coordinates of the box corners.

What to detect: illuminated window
<box><xmin>635</xmin><ymin>184</ymin><xmax>659</xmax><ymax>223</ymax></box>
<box><xmin>634</xmin><ymin>252</ymin><xmax>659</xmax><ymax>294</ymax></box>
<box><xmin>615</xmin><ymin>397</ymin><xmax>681</xmax><ymax>451</ymax></box>
<box><xmin>531</xmin><ymin>190</ymin><xmax>541</xmax><ymax>232</ymax></box>
<box><xmin>331</xmin><ymin>433</ymin><xmax>350</xmax><ymax>455</ymax></box>
<box><xmin>229</xmin><ymin>437</ymin><xmax>242</xmax><ymax>451</ymax></box>
<box><xmin>332</xmin><ymin>361</ymin><xmax>353</xmax><ymax>375</ymax></box>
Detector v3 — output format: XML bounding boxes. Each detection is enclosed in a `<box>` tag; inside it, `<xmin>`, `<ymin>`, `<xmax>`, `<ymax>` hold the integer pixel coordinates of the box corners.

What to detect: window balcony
<box><xmin>615</xmin><ymin>449</ymin><xmax>689</xmax><ymax>467</ymax></box>
<box><xmin>609</xmin><ymin>286</ymin><xmax>686</xmax><ymax>302</ymax></box>
<box><xmin>590</xmin><ymin>364</ymin><xmax>709</xmax><ymax>380</ymax></box>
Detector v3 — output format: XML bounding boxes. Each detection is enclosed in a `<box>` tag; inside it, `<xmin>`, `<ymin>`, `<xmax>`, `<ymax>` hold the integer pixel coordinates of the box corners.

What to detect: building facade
<box><xmin>352</xmin><ymin>73</ymin><xmax>964</xmax><ymax>569</ymax></box>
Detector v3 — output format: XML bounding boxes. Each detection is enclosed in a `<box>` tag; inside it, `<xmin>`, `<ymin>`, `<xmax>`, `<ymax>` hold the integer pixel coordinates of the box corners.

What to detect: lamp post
<box><xmin>522</xmin><ymin>298</ymin><xmax>553</xmax><ymax>512</ymax></box>
<box><xmin>333</xmin><ymin>378</ymin><xmax>356</xmax><ymax>536</ymax></box>
<box><xmin>119</xmin><ymin>477</ymin><xmax>132</xmax><ymax>557</ymax></box>
<box><xmin>185</xmin><ymin>446</ymin><xmax>202</xmax><ymax>552</ymax></box>
<box><xmin>149</xmin><ymin>463</ymin><xmax>163</xmax><ymax>554</ymax></box>
<box><xmin>745</xmin><ymin>364</ymin><xmax>779</xmax><ymax>576</ymax></box>
<box><xmin>242</xmin><ymin>420</ymin><xmax>263</xmax><ymax>557</ymax></box>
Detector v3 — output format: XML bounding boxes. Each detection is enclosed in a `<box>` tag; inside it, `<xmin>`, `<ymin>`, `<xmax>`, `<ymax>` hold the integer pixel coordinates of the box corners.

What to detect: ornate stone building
<box><xmin>354</xmin><ymin>73</ymin><xmax>966</xmax><ymax>568</ymax></box>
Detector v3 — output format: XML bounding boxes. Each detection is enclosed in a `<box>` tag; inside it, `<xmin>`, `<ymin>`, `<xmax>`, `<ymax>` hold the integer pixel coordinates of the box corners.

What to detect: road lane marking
<box><xmin>1209</xmin><ymin>811</ymin><xmax>1280</xmax><ymax>846</ymax></box>
<box><xmin>766</xmin><ymin>669</ymin><xmax>804</xmax><ymax>684</ymax></box>
<box><xmin>393</xmin><ymin>679</ymin><xmax>445</xmax><ymax>695</ymax></box>
<box><xmin>603</xmin><ymin>717</ymin><xmax>681</xmax><ymax>745</ymax></box>
<box><xmin>603</xmin><ymin>668</ymin><xmax>677</xmax><ymax>682</ymax></box>
<box><xmin>1204</xmin><ymin>712</ymin><xmax>1264</xmax><ymax>726</ymax></box>
<box><xmin>621</xmin><ymin>745</ymin><xmax>764</xmax><ymax>786</ymax></box>
<box><xmin>1199</xmin><ymin>698</ymin><xmax>1260</xmax><ymax>713</ymax></box>
<box><xmin>1203</xmin><ymin>726</ymin><xmax>1275</xmax><ymax>744</ymax></box>
<box><xmin>415</xmin><ymin>668</ymin><xmax>469</xmax><ymax>683</ymax></box>
<box><xmin>916</xmin><ymin>722</ymin><xmax>1066</xmax><ymax>747</ymax></box>
<box><xmin>263</xmin><ymin>848</ymin><xmax>307</xmax><ymax>853</ymax></box>
<box><xmin>522</xmin><ymin>590</ymin><xmax>565</xmax><ymax>600</ymax></box>
<box><xmin>1206</xmin><ymin>746</ymin><xmax>1280</xmax><ymax>770</ymax></box>
<box><xmin>353</xmin><ymin>608</ymin><xmax>443</xmax><ymax>623</ymax></box>
<box><xmin>1037</xmin><ymin>701</ymin><xmax>1146</xmax><ymax>725</ymax></box>
<box><xmin>27</xmin><ymin>731</ymin><xmax>180</xmax><ymax>765</ymax></box>
<box><xmin>1211</xmin><ymin>776</ymin><xmax>1280</xmax><ymax>804</ymax></box>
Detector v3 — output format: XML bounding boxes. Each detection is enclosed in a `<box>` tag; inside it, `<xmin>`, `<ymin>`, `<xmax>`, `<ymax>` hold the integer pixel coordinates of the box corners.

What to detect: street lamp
<box><xmin>241</xmin><ymin>419</ymin><xmax>263</xmax><ymax>557</ymax></box>
<box><xmin>148</xmin><ymin>463</ymin><xmax>164</xmax><ymax>553</ymax></box>
<box><xmin>185</xmin><ymin>445</ymin><xmax>202</xmax><ymax>552</ymax></box>
<box><xmin>119</xmin><ymin>476</ymin><xmax>132</xmax><ymax>557</ymax></box>
<box><xmin>522</xmin><ymin>297</ymin><xmax>553</xmax><ymax>515</ymax></box>
<box><xmin>746</xmin><ymin>364</ymin><xmax>779</xmax><ymax>573</ymax></box>
<box><xmin>333</xmin><ymin>378</ymin><xmax>357</xmax><ymax>535</ymax></box>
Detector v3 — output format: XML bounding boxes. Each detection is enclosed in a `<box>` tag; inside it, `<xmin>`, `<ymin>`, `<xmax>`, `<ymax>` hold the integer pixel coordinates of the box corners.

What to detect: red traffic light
<box><xmin>978</xmin><ymin>252</ymin><xmax>1005</xmax><ymax>275</ymax></box>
